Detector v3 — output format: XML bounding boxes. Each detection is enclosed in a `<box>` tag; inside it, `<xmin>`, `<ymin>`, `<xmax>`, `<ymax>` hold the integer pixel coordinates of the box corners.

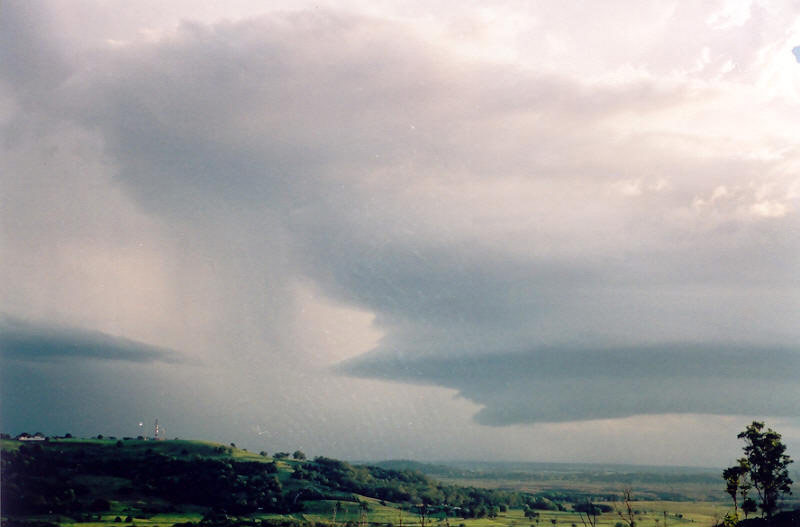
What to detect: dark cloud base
<box><xmin>0</xmin><ymin>317</ymin><xmax>182</xmax><ymax>364</ymax></box>
<box><xmin>338</xmin><ymin>344</ymin><xmax>800</xmax><ymax>425</ymax></box>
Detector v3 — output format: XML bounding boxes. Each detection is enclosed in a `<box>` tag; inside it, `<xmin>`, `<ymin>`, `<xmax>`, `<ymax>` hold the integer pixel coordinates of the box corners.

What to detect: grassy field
<box><xmin>293</xmin><ymin>503</ymin><xmax>730</xmax><ymax>527</ymax></box>
<box><xmin>0</xmin><ymin>505</ymin><xmax>733</xmax><ymax>527</ymax></box>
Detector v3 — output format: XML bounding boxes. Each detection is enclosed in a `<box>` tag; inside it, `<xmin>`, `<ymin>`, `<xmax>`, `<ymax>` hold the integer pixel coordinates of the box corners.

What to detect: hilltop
<box><xmin>1</xmin><ymin>437</ymin><xmax>544</xmax><ymax>526</ymax></box>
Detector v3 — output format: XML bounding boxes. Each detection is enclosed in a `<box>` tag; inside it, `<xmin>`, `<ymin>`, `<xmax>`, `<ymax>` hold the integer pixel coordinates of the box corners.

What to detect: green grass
<box><xmin>300</xmin><ymin>498</ymin><xmax>404</xmax><ymax>524</ymax></box>
<box><xmin>0</xmin><ymin>502</ymin><xmax>730</xmax><ymax>527</ymax></box>
<box><xmin>291</xmin><ymin>504</ymin><xmax>728</xmax><ymax>527</ymax></box>
<box><xmin>0</xmin><ymin>438</ymin><xmax>23</xmax><ymax>450</ymax></box>
<box><xmin>58</xmin><ymin>518</ymin><xmax>201</xmax><ymax>527</ymax></box>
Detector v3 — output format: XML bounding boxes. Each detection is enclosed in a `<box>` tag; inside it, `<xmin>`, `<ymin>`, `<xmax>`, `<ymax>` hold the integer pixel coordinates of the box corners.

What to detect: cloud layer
<box><xmin>340</xmin><ymin>344</ymin><xmax>800</xmax><ymax>424</ymax></box>
<box><xmin>2</xmin><ymin>0</ymin><xmax>799</xmax><ymax>463</ymax></box>
<box><xmin>0</xmin><ymin>317</ymin><xmax>182</xmax><ymax>364</ymax></box>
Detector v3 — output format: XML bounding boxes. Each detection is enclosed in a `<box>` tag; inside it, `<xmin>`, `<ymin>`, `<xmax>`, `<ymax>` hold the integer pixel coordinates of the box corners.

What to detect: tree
<box><xmin>417</xmin><ymin>503</ymin><xmax>430</xmax><ymax>527</ymax></box>
<box><xmin>293</xmin><ymin>450</ymin><xmax>306</xmax><ymax>460</ymax></box>
<box><xmin>332</xmin><ymin>501</ymin><xmax>342</xmax><ymax>525</ymax></box>
<box><xmin>359</xmin><ymin>500</ymin><xmax>370</xmax><ymax>527</ymax></box>
<box><xmin>577</xmin><ymin>501</ymin><xmax>600</xmax><ymax>527</ymax></box>
<box><xmin>722</xmin><ymin>462</ymin><xmax>748</xmax><ymax>518</ymax></box>
<box><xmin>724</xmin><ymin>421</ymin><xmax>793</xmax><ymax>519</ymax></box>
<box><xmin>741</xmin><ymin>498</ymin><xmax>757</xmax><ymax>520</ymax></box>
<box><xmin>615</xmin><ymin>489</ymin><xmax>635</xmax><ymax>527</ymax></box>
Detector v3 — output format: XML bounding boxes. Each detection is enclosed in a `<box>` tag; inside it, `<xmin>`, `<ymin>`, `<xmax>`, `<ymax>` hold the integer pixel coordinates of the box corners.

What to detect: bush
<box><xmin>89</xmin><ymin>498</ymin><xmax>111</xmax><ymax>512</ymax></box>
<box><xmin>574</xmin><ymin>503</ymin><xmax>613</xmax><ymax>514</ymax></box>
<box><xmin>529</xmin><ymin>498</ymin><xmax>558</xmax><ymax>511</ymax></box>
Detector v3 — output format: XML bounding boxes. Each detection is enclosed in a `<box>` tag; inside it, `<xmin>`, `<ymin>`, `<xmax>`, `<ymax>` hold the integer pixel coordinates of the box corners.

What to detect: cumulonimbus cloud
<box><xmin>2</xmin><ymin>2</ymin><xmax>799</xmax><ymax>438</ymax></box>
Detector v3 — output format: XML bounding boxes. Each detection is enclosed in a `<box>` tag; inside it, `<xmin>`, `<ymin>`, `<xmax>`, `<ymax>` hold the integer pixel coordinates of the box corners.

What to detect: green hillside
<box><xmin>1</xmin><ymin>438</ymin><xmax>546</xmax><ymax>527</ymax></box>
<box><xmin>0</xmin><ymin>438</ymin><xmax>745</xmax><ymax>527</ymax></box>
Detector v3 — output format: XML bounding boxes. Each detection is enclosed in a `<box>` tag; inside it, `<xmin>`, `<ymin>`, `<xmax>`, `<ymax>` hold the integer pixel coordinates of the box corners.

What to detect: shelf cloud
<box><xmin>340</xmin><ymin>344</ymin><xmax>800</xmax><ymax>424</ymax></box>
<box><xmin>0</xmin><ymin>317</ymin><xmax>183</xmax><ymax>364</ymax></box>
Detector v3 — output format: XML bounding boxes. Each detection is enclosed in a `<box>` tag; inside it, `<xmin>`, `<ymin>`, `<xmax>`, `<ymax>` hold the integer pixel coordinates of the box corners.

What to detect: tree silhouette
<box><xmin>615</xmin><ymin>489</ymin><xmax>636</xmax><ymax>527</ymax></box>
<box><xmin>724</xmin><ymin>421</ymin><xmax>793</xmax><ymax>519</ymax></box>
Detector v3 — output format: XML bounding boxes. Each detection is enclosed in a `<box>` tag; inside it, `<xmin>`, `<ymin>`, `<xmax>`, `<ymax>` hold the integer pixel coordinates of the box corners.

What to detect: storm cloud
<box><xmin>0</xmin><ymin>317</ymin><xmax>182</xmax><ymax>364</ymax></box>
<box><xmin>1</xmin><ymin>0</ymin><xmax>799</xmax><ymax>464</ymax></box>
<box><xmin>340</xmin><ymin>344</ymin><xmax>800</xmax><ymax>424</ymax></box>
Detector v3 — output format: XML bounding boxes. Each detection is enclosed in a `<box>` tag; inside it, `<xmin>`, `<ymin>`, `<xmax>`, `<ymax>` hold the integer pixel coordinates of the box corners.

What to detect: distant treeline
<box><xmin>298</xmin><ymin>456</ymin><xmax>552</xmax><ymax>517</ymax></box>
<box><xmin>369</xmin><ymin>460</ymin><xmax>722</xmax><ymax>485</ymax></box>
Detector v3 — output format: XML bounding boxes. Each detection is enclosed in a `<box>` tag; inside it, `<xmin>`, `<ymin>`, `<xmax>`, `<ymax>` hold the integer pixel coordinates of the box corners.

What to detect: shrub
<box><xmin>89</xmin><ymin>498</ymin><xmax>111</xmax><ymax>512</ymax></box>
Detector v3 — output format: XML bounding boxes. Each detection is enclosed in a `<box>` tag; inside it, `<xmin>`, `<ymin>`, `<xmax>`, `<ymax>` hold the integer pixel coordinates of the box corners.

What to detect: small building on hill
<box><xmin>16</xmin><ymin>432</ymin><xmax>46</xmax><ymax>441</ymax></box>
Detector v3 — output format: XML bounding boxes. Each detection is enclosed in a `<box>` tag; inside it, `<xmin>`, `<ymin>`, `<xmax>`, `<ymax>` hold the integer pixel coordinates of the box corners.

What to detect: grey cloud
<box><xmin>296</xmin><ymin>239</ymin><xmax>598</xmax><ymax>326</ymax></box>
<box><xmin>0</xmin><ymin>317</ymin><xmax>183</xmax><ymax>364</ymax></box>
<box><xmin>63</xmin><ymin>10</ymin><xmax>800</xmax><ymax>385</ymax></box>
<box><xmin>3</xmin><ymin>4</ymin><xmax>799</xmax><ymax>439</ymax></box>
<box><xmin>58</xmin><ymin>9</ymin><xmax>705</xmax><ymax>220</ymax></box>
<box><xmin>63</xmin><ymin>12</ymin><xmax>445</xmax><ymax>214</ymax></box>
<box><xmin>0</xmin><ymin>353</ymin><xmax>221</xmax><ymax>442</ymax></box>
<box><xmin>0</xmin><ymin>1</ymin><xmax>71</xmax><ymax>96</ymax></box>
<box><xmin>339</xmin><ymin>344</ymin><xmax>800</xmax><ymax>424</ymax></box>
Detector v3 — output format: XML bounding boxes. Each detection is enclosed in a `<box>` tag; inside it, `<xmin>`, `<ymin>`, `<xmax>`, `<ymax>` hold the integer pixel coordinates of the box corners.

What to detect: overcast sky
<box><xmin>1</xmin><ymin>0</ymin><xmax>799</xmax><ymax>467</ymax></box>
